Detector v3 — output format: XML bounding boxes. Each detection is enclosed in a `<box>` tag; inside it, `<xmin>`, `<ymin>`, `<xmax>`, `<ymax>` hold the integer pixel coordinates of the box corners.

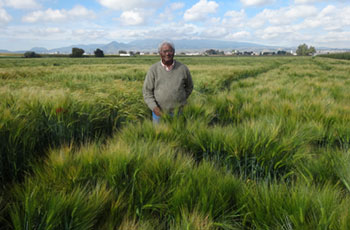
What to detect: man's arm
<box><xmin>143</xmin><ymin>69</ymin><xmax>159</xmax><ymax>112</ymax></box>
<box><xmin>185</xmin><ymin>67</ymin><xmax>194</xmax><ymax>98</ymax></box>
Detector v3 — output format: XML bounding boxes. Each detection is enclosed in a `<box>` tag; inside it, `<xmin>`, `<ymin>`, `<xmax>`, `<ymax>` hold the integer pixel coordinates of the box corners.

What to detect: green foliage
<box><xmin>94</xmin><ymin>48</ymin><xmax>104</xmax><ymax>57</ymax></box>
<box><xmin>23</xmin><ymin>51</ymin><xmax>40</xmax><ymax>58</ymax></box>
<box><xmin>71</xmin><ymin>47</ymin><xmax>84</xmax><ymax>57</ymax></box>
<box><xmin>6</xmin><ymin>141</ymin><xmax>243</xmax><ymax>229</ymax></box>
<box><xmin>243</xmin><ymin>182</ymin><xmax>346</xmax><ymax>229</ymax></box>
<box><xmin>319</xmin><ymin>52</ymin><xmax>350</xmax><ymax>60</ymax></box>
<box><xmin>204</xmin><ymin>49</ymin><xmax>224</xmax><ymax>55</ymax></box>
<box><xmin>0</xmin><ymin>94</ymin><xmax>147</xmax><ymax>183</ymax></box>
<box><xmin>0</xmin><ymin>60</ymin><xmax>149</xmax><ymax>184</ymax></box>
<box><xmin>296</xmin><ymin>43</ymin><xmax>316</xmax><ymax>56</ymax></box>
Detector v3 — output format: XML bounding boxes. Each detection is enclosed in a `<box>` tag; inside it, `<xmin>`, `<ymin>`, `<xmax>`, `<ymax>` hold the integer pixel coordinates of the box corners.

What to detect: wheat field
<box><xmin>1</xmin><ymin>55</ymin><xmax>350</xmax><ymax>229</ymax></box>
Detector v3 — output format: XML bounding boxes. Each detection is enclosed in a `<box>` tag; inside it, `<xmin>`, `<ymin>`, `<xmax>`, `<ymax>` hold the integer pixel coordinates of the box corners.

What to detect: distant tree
<box><xmin>24</xmin><ymin>51</ymin><xmax>40</xmax><ymax>58</ymax></box>
<box><xmin>119</xmin><ymin>50</ymin><xmax>127</xmax><ymax>54</ymax></box>
<box><xmin>261</xmin><ymin>52</ymin><xmax>275</xmax><ymax>56</ymax></box>
<box><xmin>308</xmin><ymin>46</ymin><xmax>316</xmax><ymax>55</ymax></box>
<box><xmin>205</xmin><ymin>49</ymin><xmax>218</xmax><ymax>55</ymax></box>
<box><xmin>277</xmin><ymin>50</ymin><xmax>287</xmax><ymax>55</ymax></box>
<box><xmin>218</xmin><ymin>50</ymin><xmax>225</xmax><ymax>55</ymax></box>
<box><xmin>94</xmin><ymin>48</ymin><xmax>104</xmax><ymax>57</ymax></box>
<box><xmin>296</xmin><ymin>44</ymin><xmax>316</xmax><ymax>56</ymax></box>
<box><xmin>71</xmin><ymin>47</ymin><xmax>84</xmax><ymax>57</ymax></box>
<box><xmin>296</xmin><ymin>44</ymin><xmax>308</xmax><ymax>55</ymax></box>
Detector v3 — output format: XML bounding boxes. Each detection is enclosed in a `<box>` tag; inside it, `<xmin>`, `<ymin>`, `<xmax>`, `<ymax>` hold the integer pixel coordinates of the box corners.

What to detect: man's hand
<box><xmin>153</xmin><ymin>107</ymin><xmax>162</xmax><ymax>116</ymax></box>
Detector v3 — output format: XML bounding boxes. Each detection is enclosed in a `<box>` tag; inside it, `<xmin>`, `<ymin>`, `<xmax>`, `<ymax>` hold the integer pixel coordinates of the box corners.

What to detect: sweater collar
<box><xmin>160</xmin><ymin>60</ymin><xmax>175</xmax><ymax>71</ymax></box>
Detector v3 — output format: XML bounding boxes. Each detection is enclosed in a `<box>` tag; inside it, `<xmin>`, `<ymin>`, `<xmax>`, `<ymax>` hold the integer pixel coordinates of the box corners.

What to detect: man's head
<box><xmin>159</xmin><ymin>41</ymin><xmax>175</xmax><ymax>65</ymax></box>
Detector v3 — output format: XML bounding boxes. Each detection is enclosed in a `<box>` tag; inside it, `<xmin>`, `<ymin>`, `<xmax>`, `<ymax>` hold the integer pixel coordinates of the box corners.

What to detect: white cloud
<box><xmin>1</xmin><ymin>25</ymin><xmax>110</xmax><ymax>50</ymax></box>
<box><xmin>71</xmin><ymin>29</ymin><xmax>107</xmax><ymax>41</ymax></box>
<box><xmin>240</xmin><ymin>0</ymin><xmax>275</xmax><ymax>7</ymax></box>
<box><xmin>159</xmin><ymin>2</ymin><xmax>185</xmax><ymax>21</ymax></box>
<box><xmin>120</xmin><ymin>10</ymin><xmax>145</xmax><ymax>26</ymax></box>
<box><xmin>222</xmin><ymin>10</ymin><xmax>246</xmax><ymax>28</ymax></box>
<box><xmin>97</xmin><ymin>0</ymin><xmax>162</xmax><ymax>11</ymax></box>
<box><xmin>23</xmin><ymin>9</ymin><xmax>65</xmax><ymax>22</ymax></box>
<box><xmin>256</xmin><ymin>26</ymin><xmax>289</xmax><ymax>39</ymax></box>
<box><xmin>201</xmin><ymin>27</ymin><xmax>228</xmax><ymax>38</ymax></box>
<box><xmin>184</xmin><ymin>0</ymin><xmax>218</xmax><ymax>21</ymax></box>
<box><xmin>247</xmin><ymin>3</ymin><xmax>350</xmax><ymax>47</ymax></box>
<box><xmin>137</xmin><ymin>23</ymin><xmax>202</xmax><ymax>40</ymax></box>
<box><xmin>319</xmin><ymin>4</ymin><xmax>337</xmax><ymax>16</ymax></box>
<box><xmin>253</xmin><ymin>24</ymin><xmax>314</xmax><ymax>46</ymax></box>
<box><xmin>250</xmin><ymin>5</ymin><xmax>317</xmax><ymax>27</ymax></box>
<box><xmin>285</xmin><ymin>5</ymin><xmax>318</xmax><ymax>18</ymax></box>
<box><xmin>22</xmin><ymin>5</ymin><xmax>95</xmax><ymax>23</ymax></box>
<box><xmin>300</xmin><ymin>5</ymin><xmax>350</xmax><ymax>31</ymax></box>
<box><xmin>294</xmin><ymin>0</ymin><xmax>347</xmax><ymax>3</ymax></box>
<box><xmin>294</xmin><ymin>0</ymin><xmax>325</xmax><ymax>3</ymax></box>
<box><xmin>4</xmin><ymin>0</ymin><xmax>40</xmax><ymax>9</ymax></box>
<box><xmin>208</xmin><ymin>17</ymin><xmax>221</xmax><ymax>24</ymax></box>
<box><xmin>319</xmin><ymin>31</ymin><xmax>350</xmax><ymax>43</ymax></box>
<box><xmin>34</xmin><ymin>27</ymin><xmax>62</xmax><ymax>36</ymax></box>
<box><xmin>226</xmin><ymin>31</ymin><xmax>251</xmax><ymax>40</ymax></box>
<box><xmin>170</xmin><ymin>2</ymin><xmax>185</xmax><ymax>11</ymax></box>
<box><xmin>254</xmin><ymin>24</ymin><xmax>328</xmax><ymax>46</ymax></box>
<box><xmin>3</xmin><ymin>25</ymin><xmax>67</xmax><ymax>40</ymax></box>
<box><xmin>0</xmin><ymin>8</ymin><xmax>11</xmax><ymax>25</ymax></box>
<box><xmin>294</xmin><ymin>0</ymin><xmax>319</xmax><ymax>3</ymax></box>
<box><xmin>68</xmin><ymin>5</ymin><xmax>93</xmax><ymax>18</ymax></box>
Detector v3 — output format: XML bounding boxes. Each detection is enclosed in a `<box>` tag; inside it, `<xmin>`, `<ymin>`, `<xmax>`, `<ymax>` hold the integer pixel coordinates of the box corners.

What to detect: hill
<box><xmin>27</xmin><ymin>39</ymin><xmax>283</xmax><ymax>54</ymax></box>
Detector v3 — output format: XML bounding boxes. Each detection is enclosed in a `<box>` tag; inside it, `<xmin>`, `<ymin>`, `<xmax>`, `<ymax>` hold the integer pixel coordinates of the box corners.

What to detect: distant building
<box><xmin>185</xmin><ymin>52</ymin><xmax>201</xmax><ymax>56</ymax></box>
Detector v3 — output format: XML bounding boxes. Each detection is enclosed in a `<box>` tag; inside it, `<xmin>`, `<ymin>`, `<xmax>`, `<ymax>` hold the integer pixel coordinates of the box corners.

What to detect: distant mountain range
<box><xmin>1</xmin><ymin>39</ymin><xmax>289</xmax><ymax>54</ymax></box>
<box><xmin>1</xmin><ymin>39</ymin><xmax>348</xmax><ymax>54</ymax></box>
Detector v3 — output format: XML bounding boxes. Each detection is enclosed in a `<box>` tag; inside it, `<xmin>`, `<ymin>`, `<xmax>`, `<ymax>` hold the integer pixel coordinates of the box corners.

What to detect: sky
<box><xmin>0</xmin><ymin>0</ymin><xmax>349</xmax><ymax>51</ymax></box>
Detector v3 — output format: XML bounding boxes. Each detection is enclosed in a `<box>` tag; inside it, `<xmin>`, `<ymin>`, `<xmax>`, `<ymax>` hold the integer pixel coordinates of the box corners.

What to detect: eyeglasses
<box><xmin>161</xmin><ymin>49</ymin><xmax>174</xmax><ymax>54</ymax></box>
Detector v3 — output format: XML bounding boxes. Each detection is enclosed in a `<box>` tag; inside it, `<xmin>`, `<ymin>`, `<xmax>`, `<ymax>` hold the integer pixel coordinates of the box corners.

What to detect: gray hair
<box><xmin>158</xmin><ymin>40</ymin><xmax>175</xmax><ymax>53</ymax></box>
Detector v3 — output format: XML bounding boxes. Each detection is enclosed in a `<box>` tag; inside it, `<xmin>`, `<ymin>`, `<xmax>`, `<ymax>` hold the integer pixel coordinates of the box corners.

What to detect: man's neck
<box><xmin>161</xmin><ymin>60</ymin><xmax>175</xmax><ymax>71</ymax></box>
<box><xmin>162</xmin><ymin>60</ymin><xmax>174</xmax><ymax>67</ymax></box>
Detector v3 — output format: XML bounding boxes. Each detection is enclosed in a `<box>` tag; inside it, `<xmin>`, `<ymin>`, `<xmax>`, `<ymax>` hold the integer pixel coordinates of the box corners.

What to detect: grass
<box><xmin>1</xmin><ymin>55</ymin><xmax>350</xmax><ymax>229</ymax></box>
<box><xmin>318</xmin><ymin>52</ymin><xmax>350</xmax><ymax>60</ymax></box>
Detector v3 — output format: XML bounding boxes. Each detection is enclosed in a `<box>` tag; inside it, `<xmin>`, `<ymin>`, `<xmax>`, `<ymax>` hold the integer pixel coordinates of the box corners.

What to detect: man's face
<box><xmin>160</xmin><ymin>44</ymin><xmax>174</xmax><ymax>64</ymax></box>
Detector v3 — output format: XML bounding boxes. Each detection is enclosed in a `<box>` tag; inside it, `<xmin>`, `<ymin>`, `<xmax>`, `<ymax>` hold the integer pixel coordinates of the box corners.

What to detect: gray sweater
<box><xmin>143</xmin><ymin>61</ymin><xmax>193</xmax><ymax>112</ymax></box>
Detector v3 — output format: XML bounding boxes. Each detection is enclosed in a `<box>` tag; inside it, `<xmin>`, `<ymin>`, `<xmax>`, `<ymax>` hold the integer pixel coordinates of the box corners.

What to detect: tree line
<box><xmin>24</xmin><ymin>48</ymin><xmax>105</xmax><ymax>58</ymax></box>
<box><xmin>24</xmin><ymin>44</ymin><xmax>317</xmax><ymax>58</ymax></box>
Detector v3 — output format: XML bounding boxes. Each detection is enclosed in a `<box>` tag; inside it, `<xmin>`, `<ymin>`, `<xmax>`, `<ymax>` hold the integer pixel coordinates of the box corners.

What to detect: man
<box><xmin>143</xmin><ymin>41</ymin><xmax>193</xmax><ymax>123</ymax></box>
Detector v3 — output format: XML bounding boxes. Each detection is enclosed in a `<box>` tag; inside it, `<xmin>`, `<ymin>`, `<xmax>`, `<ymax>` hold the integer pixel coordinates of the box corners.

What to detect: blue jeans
<box><xmin>152</xmin><ymin>111</ymin><xmax>161</xmax><ymax>124</ymax></box>
<box><xmin>152</xmin><ymin>110</ymin><xmax>183</xmax><ymax>124</ymax></box>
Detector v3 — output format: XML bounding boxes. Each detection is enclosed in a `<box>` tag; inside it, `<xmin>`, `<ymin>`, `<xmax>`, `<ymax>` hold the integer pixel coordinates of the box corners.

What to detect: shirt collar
<box><xmin>160</xmin><ymin>60</ymin><xmax>175</xmax><ymax>71</ymax></box>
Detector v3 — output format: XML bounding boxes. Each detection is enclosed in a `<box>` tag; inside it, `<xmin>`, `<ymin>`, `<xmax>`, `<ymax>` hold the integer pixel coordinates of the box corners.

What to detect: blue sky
<box><xmin>0</xmin><ymin>0</ymin><xmax>349</xmax><ymax>51</ymax></box>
